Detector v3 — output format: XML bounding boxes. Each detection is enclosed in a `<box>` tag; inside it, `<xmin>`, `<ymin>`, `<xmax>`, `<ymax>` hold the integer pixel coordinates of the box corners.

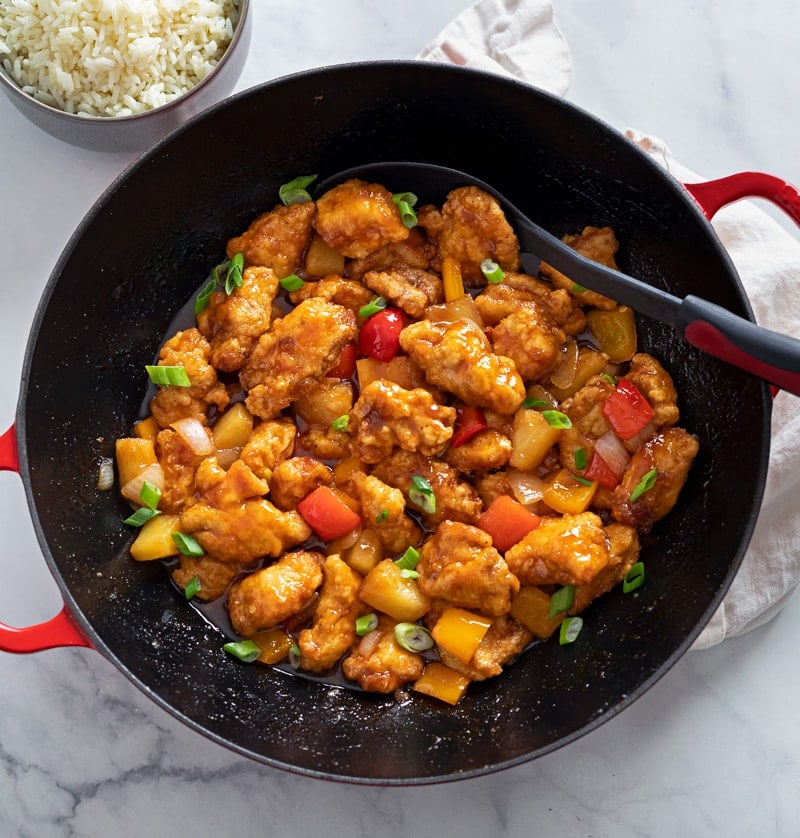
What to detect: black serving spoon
<box><xmin>318</xmin><ymin>162</ymin><xmax>800</xmax><ymax>397</ymax></box>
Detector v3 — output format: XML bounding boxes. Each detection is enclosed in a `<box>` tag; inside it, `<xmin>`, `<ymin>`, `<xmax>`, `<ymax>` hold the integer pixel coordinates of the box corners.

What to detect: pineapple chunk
<box><xmin>130</xmin><ymin>514</ymin><xmax>181</xmax><ymax>561</ymax></box>
<box><xmin>359</xmin><ymin>559</ymin><xmax>430</xmax><ymax>622</ymax></box>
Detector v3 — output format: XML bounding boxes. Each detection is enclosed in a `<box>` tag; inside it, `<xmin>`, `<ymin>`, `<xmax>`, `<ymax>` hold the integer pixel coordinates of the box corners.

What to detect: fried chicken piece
<box><xmin>341</xmin><ymin>615</ymin><xmax>424</xmax><ymax>693</ymax></box>
<box><xmin>239</xmin><ymin>419</ymin><xmax>297</xmax><ymax>480</ymax></box>
<box><xmin>194</xmin><ymin>457</ymin><xmax>269</xmax><ymax>508</ymax></box>
<box><xmin>436</xmin><ymin>186</ymin><xmax>521</xmax><ymax>284</ymax></box>
<box><xmin>298</xmin><ymin>555</ymin><xmax>361</xmax><ymax>673</ymax></box>
<box><xmin>558</xmin><ymin>374</ymin><xmax>616</xmax><ymax>471</ymax></box>
<box><xmin>297</xmin><ymin>427</ymin><xmax>352</xmax><ymax>461</ymax></box>
<box><xmin>346</xmin><ymin>227</ymin><xmax>434</xmax><ymax>280</ymax></box>
<box><xmin>570</xmin><ymin>523</ymin><xmax>640</xmax><ymax>614</ymax></box>
<box><xmin>315</xmin><ymin>179</ymin><xmax>409</xmax><ymax>259</ymax></box>
<box><xmin>240</xmin><ymin>298</ymin><xmax>357</xmax><ymax>420</ymax></box>
<box><xmin>349</xmin><ymin>380</ymin><xmax>456</xmax><ymax>464</ymax></box>
<box><xmin>539</xmin><ymin>226</ymin><xmax>619</xmax><ymax>310</ymax></box>
<box><xmin>417</xmin><ymin>521</ymin><xmax>519</xmax><ymax>617</ymax></box>
<box><xmin>436</xmin><ymin>616</ymin><xmax>532</xmax><ymax>681</ymax></box>
<box><xmin>624</xmin><ymin>353</ymin><xmax>681</xmax><ymax>428</ymax></box>
<box><xmin>287</xmin><ymin>275</ymin><xmax>374</xmax><ymax>313</ymax></box>
<box><xmin>226</xmin><ymin>201</ymin><xmax>316</xmax><ymax>279</ymax></box>
<box><xmin>149</xmin><ymin>328</ymin><xmax>229</xmax><ymax>428</ymax></box>
<box><xmin>350</xmin><ymin>472</ymin><xmax>421</xmax><ymax>555</ymax></box>
<box><xmin>362</xmin><ymin>264</ymin><xmax>444</xmax><ymax>318</ymax></box>
<box><xmin>196</xmin><ymin>266</ymin><xmax>279</xmax><ymax>372</ymax></box>
<box><xmin>155</xmin><ymin>428</ymin><xmax>208</xmax><ymax>514</ymax></box>
<box><xmin>171</xmin><ymin>554</ymin><xmax>241</xmax><ymax>601</ymax></box>
<box><xmin>504</xmin><ymin>511</ymin><xmax>611</xmax><ymax>587</ymax></box>
<box><xmin>445</xmin><ymin>428</ymin><xmax>512</xmax><ymax>474</ymax></box>
<box><xmin>227</xmin><ymin>550</ymin><xmax>323</xmax><ymax>637</ymax></box>
<box><xmin>612</xmin><ymin>427</ymin><xmax>699</xmax><ymax>533</ymax></box>
<box><xmin>270</xmin><ymin>456</ymin><xmax>333</xmax><ymax>511</ymax></box>
<box><xmin>488</xmin><ymin>300</ymin><xmax>566</xmax><ymax>382</ymax></box>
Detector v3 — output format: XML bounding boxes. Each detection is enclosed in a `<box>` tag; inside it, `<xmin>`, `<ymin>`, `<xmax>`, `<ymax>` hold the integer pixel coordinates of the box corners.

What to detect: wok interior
<box><xmin>19</xmin><ymin>62</ymin><xmax>769</xmax><ymax>783</ymax></box>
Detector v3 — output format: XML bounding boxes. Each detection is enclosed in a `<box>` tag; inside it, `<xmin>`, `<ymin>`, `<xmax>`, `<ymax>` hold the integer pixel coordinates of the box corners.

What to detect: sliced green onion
<box><xmin>375</xmin><ymin>509</ymin><xmax>389</xmax><ymax>523</ymax></box>
<box><xmin>408</xmin><ymin>474</ymin><xmax>436</xmax><ymax>515</ymax></box>
<box><xmin>572</xmin><ymin>283</ymin><xmax>588</xmax><ymax>293</ymax></box>
<box><xmin>573</xmin><ymin>447</ymin><xmax>588</xmax><ymax>470</ymax></box>
<box><xmin>288</xmin><ymin>642</ymin><xmax>302</xmax><ymax>668</ymax></box>
<box><xmin>194</xmin><ymin>276</ymin><xmax>218</xmax><ymax>315</ymax></box>
<box><xmin>392</xmin><ymin>192</ymin><xmax>418</xmax><ymax>228</ymax></box>
<box><xmin>358</xmin><ymin>296</ymin><xmax>387</xmax><ymax>319</ymax></box>
<box><xmin>355</xmin><ymin>613</ymin><xmax>378</xmax><ymax>636</ymax></box>
<box><xmin>280</xmin><ymin>273</ymin><xmax>305</xmax><ymax>292</ymax></box>
<box><xmin>480</xmin><ymin>258</ymin><xmax>505</xmax><ymax>284</ymax></box>
<box><xmin>571</xmin><ymin>474</ymin><xmax>593</xmax><ymax>487</ymax></box>
<box><xmin>394</xmin><ymin>622</ymin><xmax>434</xmax><ymax>653</ymax></box>
<box><xmin>123</xmin><ymin>507</ymin><xmax>161</xmax><ymax>527</ymax></box>
<box><xmin>224</xmin><ymin>252</ymin><xmax>244</xmax><ymax>295</ymax></box>
<box><xmin>629</xmin><ymin>467</ymin><xmax>658</xmax><ymax>502</ymax></box>
<box><xmin>622</xmin><ymin>561</ymin><xmax>645</xmax><ymax>593</ymax></box>
<box><xmin>542</xmin><ymin>409</ymin><xmax>572</xmax><ymax>429</ymax></box>
<box><xmin>139</xmin><ymin>480</ymin><xmax>161</xmax><ymax>511</ymax></box>
<box><xmin>145</xmin><ymin>364</ymin><xmax>191</xmax><ymax>388</ymax></box>
<box><xmin>223</xmin><ymin>640</ymin><xmax>261</xmax><ymax>663</ymax></box>
<box><xmin>399</xmin><ymin>568</ymin><xmax>419</xmax><ymax>580</ymax></box>
<box><xmin>395</xmin><ymin>545</ymin><xmax>420</xmax><ymax>571</ymax></box>
<box><xmin>522</xmin><ymin>396</ymin><xmax>549</xmax><ymax>409</ymax></box>
<box><xmin>331</xmin><ymin>414</ymin><xmax>350</xmax><ymax>432</ymax></box>
<box><xmin>600</xmin><ymin>373</ymin><xmax>616</xmax><ymax>385</ymax></box>
<box><xmin>559</xmin><ymin>616</ymin><xmax>583</xmax><ymax>645</ymax></box>
<box><xmin>279</xmin><ymin>174</ymin><xmax>317</xmax><ymax>205</ymax></box>
<box><xmin>549</xmin><ymin>584</ymin><xmax>575</xmax><ymax>618</ymax></box>
<box><xmin>184</xmin><ymin>575</ymin><xmax>202</xmax><ymax>601</ymax></box>
<box><xmin>172</xmin><ymin>532</ymin><xmax>205</xmax><ymax>557</ymax></box>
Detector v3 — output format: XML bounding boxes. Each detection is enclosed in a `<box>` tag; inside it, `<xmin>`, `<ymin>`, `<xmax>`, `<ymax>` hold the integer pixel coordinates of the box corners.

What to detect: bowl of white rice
<box><xmin>0</xmin><ymin>0</ymin><xmax>250</xmax><ymax>152</ymax></box>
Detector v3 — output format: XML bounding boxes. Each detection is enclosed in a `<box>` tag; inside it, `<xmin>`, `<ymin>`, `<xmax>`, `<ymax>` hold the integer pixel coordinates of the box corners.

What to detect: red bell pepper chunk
<box><xmin>326</xmin><ymin>342</ymin><xmax>357</xmax><ymax>378</ymax></box>
<box><xmin>357</xmin><ymin>307</ymin><xmax>406</xmax><ymax>362</ymax></box>
<box><xmin>584</xmin><ymin>451</ymin><xmax>621</xmax><ymax>490</ymax></box>
<box><xmin>450</xmin><ymin>406</ymin><xmax>488</xmax><ymax>448</ymax></box>
<box><xmin>477</xmin><ymin>495</ymin><xmax>541</xmax><ymax>553</ymax></box>
<box><xmin>601</xmin><ymin>377</ymin><xmax>655</xmax><ymax>441</ymax></box>
<box><xmin>297</xmin><ymin>486</ymin><xmax>362</xmax><ymax>541</ymax></box>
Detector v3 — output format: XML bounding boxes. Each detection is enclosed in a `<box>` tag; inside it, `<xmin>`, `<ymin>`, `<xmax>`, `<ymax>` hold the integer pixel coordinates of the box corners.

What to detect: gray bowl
<box><xmin>0</xmin><ymin>0</ymin><xmax>251</xmax><ymax>153</ymax></box>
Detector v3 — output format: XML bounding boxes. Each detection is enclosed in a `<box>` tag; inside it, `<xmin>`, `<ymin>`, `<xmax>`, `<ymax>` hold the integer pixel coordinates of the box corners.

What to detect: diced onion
<box><xmin>623</xmin><ymin>421</ymin><xmax>656</xmax><ymax>453</ymax></box>
<box><xmin>424</xmin><ymin>295</ymin><xmax>484</xmax><ymax>327</ymax></box>
<box><xmin>171</xmin><ymin>417</ymin><xmax>214</xmax><ymax>456</ymax></box>
<box><xmin>96</xmin><ymin>457</ymin><xmax>115</xmax><ymax>491</ymax></box>
<box><xmin>507</xmin><ymin>471</ymin><xmax>547</xmax><ymax>506</ymax></box>
<box><xmin>215</xmin><ymin>447</ymin><xmax>242</xmax><ymax>469</ymax></box>
<box><xmin>121</xmin><ymin>462</ymin><xmax>165</xmax><ymax>503</ymax></box>
<box><xmin>549</xmin><ymin>339</ymin><xmax>579</xmax><ymax>390</ymax></box>
<box><xmin>358</xmin><ymin>629</ymin><xmax>381</xmax><ymax>657</ymax></box>
<box><xmin>594</xmin><ymin>430</ymin><xmax>630</xmax><ymax>478</ymax></box>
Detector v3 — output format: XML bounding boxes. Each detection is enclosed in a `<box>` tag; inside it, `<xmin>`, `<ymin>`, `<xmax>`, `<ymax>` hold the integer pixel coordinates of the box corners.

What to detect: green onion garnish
<box><xmin>629</xmin><ymin>468</ymin><xmax>658</xmax><ymax>502</ymax></box>
<box><xmin>172</xmin><ymin>532</ymin><xmax>205</xmax><ymax>557</ymax></box>
<box><xmin>573</xmin><ymin>447</ymin><xmax>588</xmax><ymax>470</ymax></box>
<box><xmin>375</xmin><ymin>509</ymin><xmax>389</xmax><ymax>523</ymax></box>
<box><xmin>288</xmin><ymin>642</ymin><xmax>301</xmax><ymax>668</ymax></box>
<box><xmin>139</xmin><ymin>480</ymin><xmax>161</xmax><ymax>511</ymax></box>
<box><xmin>572</xmin><ymin>474</ymin><xmax>593</xmax><ymax>487</ymax></box>
<box><xmin>523</xmin><ymin>397</ymin><xmax>549</xmax><ymax>409</ymax></box>
<box><xmin>549</xmin><ymin>584</ymin><xmax>575</xmax><ymax>618</ymax></box>
<box><xmin>331</xmin><ymin>414</ymin><xmax>350</xmax><ymax>432</ymax></box>
<box><xmin>194</xmin><ymin>276</ymin><xmax>218</xmax><ymax>315</ymax></box>
<box><xmin>559</xmin><ymin>616</ymin><xmax>583</xmax><ymax>645</ymax></box>
<box><xmin>622</xmin><ymin>561</ymin><xmax>645</xmax><ymax>593</ymax></box>
<box><xmin>184</xmin><ymin>575</ymin><xmax>202</xmax><ymax>601</ymax></box>
<box><xmin>279</xmin><ymin>174</ymin><xmax>317</xmax><ymax>206</ymax></box>
<box><xmin>396</xmin><ymin>546</ymin><xmax>420</xmax><ymax>579</ymax></box>
<box><xmin>123</xmin><ymin>507</ymin><xmax>160</xmax><ymax>527</ymax></box>
<box><xmin>392</xmin><ymin>192</ymin><xmax>418</xmax><ymax>228</ymax></box>
<box><xmin>394</xmin><ymin>622</ymin><xmax>434</xmax><ymax>653</ymax></box>
<box><xmin>355</xmin><ymin>613</ymin><xmax>378</xmax><ymax>636</ymax></box>
<box><xmin>223</xmin><ymin>640</ymin><xmax>261</xmax><ymax>663</ymax></box>
<box><xmin>572</xmin><ymin>283</ymin><xmax>588</xmax><ymax>293</ymax></box>
<box><xmin>408</xmin><ymin>475</ymin><xmax>436</xmax><ymax>515</ymax></box>
<box><xmin>480</xmin><ymin>258</ymin><xmax>505</xmax><ymax>284</ymax></box>
<box><xmin>223</xmin><ymin>252</ymin><xmax>244</xmax><ymax>295</ymax></box>
<box><xmin>280</xmin><ymin>274</ymin><xmax>305</xmax><ymax>292</ymax></box>
<box><xmin>542</xmin><ymin>410</ymin><xmax>572</xmax><ymax>429</ymax></box>
<box><xmin>358</xmin><ymin>296</ymin><xmax>387</xmax><ymax>318</ymax></box>
<box><xmin>145</xmin><ymin>364</ymin><xmax>191</xmax><ymax>388</ymax></box>
<box><xmin>600</xmin><ymin>373</ymin><xmax>616</xmax><ymax>385</ymax></box>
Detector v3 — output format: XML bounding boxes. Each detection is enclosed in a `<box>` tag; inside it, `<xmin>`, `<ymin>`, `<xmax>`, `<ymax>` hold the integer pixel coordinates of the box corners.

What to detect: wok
<box><xmin>0</xmin><ymin>61</ymin><xmax>785</xmax><ymax>784</ymax></box>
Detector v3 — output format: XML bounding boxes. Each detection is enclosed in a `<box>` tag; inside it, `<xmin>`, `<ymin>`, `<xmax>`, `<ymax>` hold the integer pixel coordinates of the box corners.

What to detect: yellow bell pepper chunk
<box><xmin>251</xmin><ymin>628</ymin><xmax>294</xmax><ymax>664</ymax></box>
<box><xmin>542</xmin><ymin>468</ymin><xmax>598</xmax><ymax>515</ymax></box>
<box><xmin>413</xmin><ymin>662</ymin><xmax>471</xmax><ymax>705</ymax></box>
<box><xmin>510</xmin><ymin>586</ymin><xmax>564</xmax><ymax>640</ymax></box>
<box><xmin>432</xmin><ymin>607</ymin><xmax>492</xmax><ymax>664</ymax></box>
<box><xmin>441</xmin><ymin>256</ymin><xmax>465</xmax><ymax>302</ymax></box>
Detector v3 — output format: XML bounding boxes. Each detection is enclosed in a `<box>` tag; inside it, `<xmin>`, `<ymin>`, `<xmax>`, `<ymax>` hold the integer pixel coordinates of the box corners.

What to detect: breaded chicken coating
<box><xmin>239</xmin><ymin>419</ymin><xmax>297</xmax><ymax>480</ymax></box>
<box><xmin>196</xmin><ymin>265</ymin><xmax>279</xmax><ymax>372</ymax></box>
<box><xmin>350</xmin><ymin>472</ymin><xmax>421</xmax><ymax>555</ymax></box>
<box><xmin>558</xmin><ymin>374</ymin><xmax>616</xmax><ymax>471</ymax></box>
<box><xmin>155</xmin><ymin>427</ymin><xmax>208</xmax><ymax>513</ymax></box>
<box><xmin>417</xmin><ymin>521</ymin><xmax>519</xmax><ymax>617</ymax></box>
<box><xmin>363</xmin><ymin>264</ymin><xmax>444</xmax><ymax>319</ymax></box>
<box><xmin>194</xmin><ymin>457</ymin><xmax>269</xmax><ymax>508</ymax></box>
<box><xmin>226</xmin><ymin>201</ymin><xmax>315</xmax><ymax>279</ymax></box>
<box><xmin>350</xmin><ymin>379</ymin><xmax>456</xmax><ymax>464</ymax></box>
<box><xmin>227</xmin><ymin>550</ymin><xmax>324</xmax><ymax>637</ymax></box>
<box><xmin>171</xmin><ymin>554</ymin><xmax>240</xmax><ymax>601</ymax></box>
<box><xmin>149</xmin><ymin>328</ymin><xmax>229</xmax><ymax>428</ymax></box>
<box><xmin>315</xmin><ymin>179</ymin><xmax>409</xmax><ymax>259</ymax></box>
<box><xmin>298</xmin><ymin>555</ymin><xmax>362</xmax><ymax>673</ymax></box>
<box><xmin>269</xmin><ymin>456</ymin><xmax>333</xmax><ymax>511</ymax></box>
<box><xmin>287</xmin><ymin>274</ymin><xmax>373</xmax><ymax>313</ymax></box>
<box><xmin>570</xmin><ymin>523</ymin><xmax>640</xmax><ymax>614</ymax></box>
<box><xmin>488</xmin><ymin>300</ymin><xmax>566</xmax><ymax>382</ymax></box>
<box><xmin>346</xmin><ymin>227</ymin><xmax>434</xmax><ymax>280</ymax></box>
<box><xmin>445</xmin><ymin>428</ymin><xmax>512</xmax><ymax>474</ymax></box>
<box><xmin>240</xmin><ymin>298</ymin><xmax>357</xmax><ymax>419</ymax></box>
<box><xmin>399</xmin><ymin>317</ymin><xmax>525</xmax><ymax>415</ymax></box>
<box><xmin>624</xmin><ymin>353</ymin><xmax>681</xmax><ymax>428</ymax></box>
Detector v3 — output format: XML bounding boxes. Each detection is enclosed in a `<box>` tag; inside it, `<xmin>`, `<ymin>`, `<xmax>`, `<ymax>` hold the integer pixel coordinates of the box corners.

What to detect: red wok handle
<box><xmin>0</xmin><ymin>424</ymin><xmax>93</xmax><ymax>652</ymax></box>
<box><xmin>684</xmin><ymin>171</ymin><xmax>800</xmax><ymax>224</ymax></box>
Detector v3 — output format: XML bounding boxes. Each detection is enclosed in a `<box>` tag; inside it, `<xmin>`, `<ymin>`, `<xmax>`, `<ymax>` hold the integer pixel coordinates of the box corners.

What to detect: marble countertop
<box><xmin>1</xmin><ymin>1</ymin><xmax>799</xmax><ymax>835</ymax></box>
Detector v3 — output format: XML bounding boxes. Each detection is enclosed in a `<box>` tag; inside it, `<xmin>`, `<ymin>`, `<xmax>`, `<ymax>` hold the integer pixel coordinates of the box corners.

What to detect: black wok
<box><xmin>0</xmin><ymin>61</ymin><xmax>777</xmax><ymax>784</ymax></box>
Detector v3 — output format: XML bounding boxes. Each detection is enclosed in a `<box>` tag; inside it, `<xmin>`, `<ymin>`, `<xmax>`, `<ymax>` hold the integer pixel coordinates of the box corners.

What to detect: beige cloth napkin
<box><xmin>419</xmin><ymin>0</ymin><xmax>800</xmax><ymax>648</ymax></box>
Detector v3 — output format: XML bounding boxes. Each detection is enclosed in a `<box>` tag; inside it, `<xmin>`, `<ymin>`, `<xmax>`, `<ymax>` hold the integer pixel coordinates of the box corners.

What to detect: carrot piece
<box><xmin>476</xmin><ymin>494</ymin><xmax>541</xmax><ymax>553</ymax></box>
<box><xmin>413</xmin><ymin>662</ymin><xmax>470</xmax><ymax>705</ymax></box>
<box><xmin>296</xmin><ymin>485</ymin><xmax>362</xmax><ymax>541</ymax></box>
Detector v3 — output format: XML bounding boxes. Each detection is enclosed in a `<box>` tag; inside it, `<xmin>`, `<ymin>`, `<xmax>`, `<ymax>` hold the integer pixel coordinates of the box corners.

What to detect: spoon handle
<box><xmin>679</xmin><ymin>296</ymin><xmax>800</xmax><ymax>396</ymax></box>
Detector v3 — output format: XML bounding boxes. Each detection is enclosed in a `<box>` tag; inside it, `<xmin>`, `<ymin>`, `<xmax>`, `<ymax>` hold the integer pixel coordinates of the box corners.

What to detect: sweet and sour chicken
<box><xmin>116</xmin><ymin>173</ymin><xmax>699</xmax><ymax>706</ymax></box>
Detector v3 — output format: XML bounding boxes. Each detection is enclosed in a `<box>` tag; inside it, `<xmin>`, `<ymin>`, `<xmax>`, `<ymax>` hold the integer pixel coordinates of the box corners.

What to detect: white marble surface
<box><xmin>1</xmin><ymin>1</ymin><xmax>800</xmax><ymax>835</ymax></box>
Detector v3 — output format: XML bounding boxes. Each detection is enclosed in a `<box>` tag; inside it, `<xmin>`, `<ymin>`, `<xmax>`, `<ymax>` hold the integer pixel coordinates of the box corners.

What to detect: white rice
<box><xmin>0</xmin><ymin>0</ymin><xmax>240</xmax><ymax>117</ymax></box>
